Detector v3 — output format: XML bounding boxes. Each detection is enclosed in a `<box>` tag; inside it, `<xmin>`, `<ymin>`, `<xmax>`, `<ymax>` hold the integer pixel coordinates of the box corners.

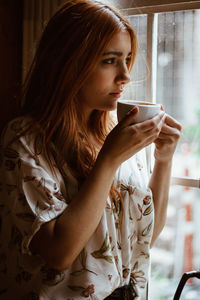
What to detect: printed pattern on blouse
<box><xmin>0</xmin><ymin>117</ymin><xmax>154</xmax><ymax>300</ymax></box>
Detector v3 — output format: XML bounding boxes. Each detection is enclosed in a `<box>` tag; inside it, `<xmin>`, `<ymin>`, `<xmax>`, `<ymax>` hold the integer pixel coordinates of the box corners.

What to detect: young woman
<box><xmin>0</xmin><ymin>0</ymin><xmax>182</xmax><ymax>299</ymax></box>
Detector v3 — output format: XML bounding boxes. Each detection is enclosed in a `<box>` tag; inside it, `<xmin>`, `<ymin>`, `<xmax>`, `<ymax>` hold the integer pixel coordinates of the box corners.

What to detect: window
<box><xmin>118</xmin><ymin>1</ymin><xmax>200</xmax><ymax>298</ymax></box>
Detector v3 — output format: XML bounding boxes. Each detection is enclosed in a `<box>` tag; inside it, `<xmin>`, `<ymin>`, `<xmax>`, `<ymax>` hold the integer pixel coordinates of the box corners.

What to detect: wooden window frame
<box><xmin>109</xmin><ymin>0</ymin><xmax>200</xmax><ymax>13</ymax></box>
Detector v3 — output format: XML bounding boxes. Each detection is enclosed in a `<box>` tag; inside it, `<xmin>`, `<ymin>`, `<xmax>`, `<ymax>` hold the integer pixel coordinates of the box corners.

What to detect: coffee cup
<box><xmin>117</xmin><ymin>100</ymin><xmax>161</xmax><ymax>123</ymax></box>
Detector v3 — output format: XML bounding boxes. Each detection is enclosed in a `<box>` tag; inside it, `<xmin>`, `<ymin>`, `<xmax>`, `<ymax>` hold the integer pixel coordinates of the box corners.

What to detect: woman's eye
<box><xmin>102</xmin><ymin>56</ymin><xmax>131</xmax><ymax>66</ymax></box>
<box><xmin>102</xmin><ymin>58</ymin><xmax>116</xmax><ymax>64</ymax></box>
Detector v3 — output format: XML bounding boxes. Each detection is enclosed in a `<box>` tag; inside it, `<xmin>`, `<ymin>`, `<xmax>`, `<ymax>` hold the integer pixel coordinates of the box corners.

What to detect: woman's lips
<box><xmin>109</xmin><ymin>90</ymin><xmax>123</xmax><ymax>98</ymax></box>
<box><xmin>110</xmin><ymin>93</ymin><xmax>121</xmax><ymax>98</ymax></box>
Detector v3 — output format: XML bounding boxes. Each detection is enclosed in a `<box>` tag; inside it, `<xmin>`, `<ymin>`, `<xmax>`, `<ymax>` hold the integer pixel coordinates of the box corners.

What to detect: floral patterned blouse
<box><xmin>0</xmin><ymin>117</ymin><xmax>154</xmax><ymax>300</ymax></box>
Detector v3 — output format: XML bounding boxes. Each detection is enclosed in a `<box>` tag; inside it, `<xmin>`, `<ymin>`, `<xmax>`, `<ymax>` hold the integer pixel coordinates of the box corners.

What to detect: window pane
<box><xmin>150</xmin><ymin>186</ymin><xmax>200</xmax><ymax>299</ymax></box>
<box><xmin>157</xmin><ymin>9</ymin><xmax>200</xmax><ymax>179</ymax></box>
<box><xmin>124</xmin><ymin>10</ymin><xmax>200</xmax><ymax>179</ymax></box>
<box><xmin>121</xmin><ymin>14</ymin><xmax>147</xmax><ymax>101</ymax></box>
<box><xmin>152</xmin><ymin>9</ymin><xmax>200</xmax><ymax>299</ymax></box>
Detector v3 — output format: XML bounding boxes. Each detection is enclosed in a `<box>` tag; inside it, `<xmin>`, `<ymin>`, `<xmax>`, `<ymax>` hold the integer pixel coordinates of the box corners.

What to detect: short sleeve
<box><xmin>0</xmin><ymin>118</ymin><xmax>68</xmax><ymax>255</ymax></box>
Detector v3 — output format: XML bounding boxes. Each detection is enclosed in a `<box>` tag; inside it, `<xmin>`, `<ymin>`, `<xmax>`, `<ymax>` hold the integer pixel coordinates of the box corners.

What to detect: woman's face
<box><xmin>79</xmin><ymin>30</ymin><xmax>132</xmax><ymax>121</ymax></box>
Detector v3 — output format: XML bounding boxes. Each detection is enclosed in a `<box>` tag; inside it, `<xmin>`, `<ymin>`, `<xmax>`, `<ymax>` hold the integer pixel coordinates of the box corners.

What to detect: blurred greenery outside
<box><xmin>183</xmin><ymin>108</ymin><xmax>200</xmax><ymax>157</ymax></box>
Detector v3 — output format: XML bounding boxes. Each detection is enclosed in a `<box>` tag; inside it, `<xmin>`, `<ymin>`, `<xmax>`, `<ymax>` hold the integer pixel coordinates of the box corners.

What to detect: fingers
<box><xmin>158</xmin><ymin>115</ymin><xmax>182</xmax><ymax>141</ymax></box>
<box><xmin>120</xmin><ymin>109</ymin><xmax>165</xmax><ymax>131</ymax></box>
<box><xmin>129</xmin><ymin>113</ymin><xmax>166</xmax><ymax>146</ymax></box>
<box><xmin>134</xmin><ymin>111</ymin><xmax>166</xmax><ymax>133</ymax></box>
<box><xmin>119</xmin><ymin>106</ymin><xmax>139</xmax><ymax>128</ymax></box>
<box><xmin>164</xmin><ymin>114</ymin><xmax>182</xmax><ymax>131</ymax></box>
<box><xmin>154</xmin><ymin>123</ymin><xmax>181</xmax><ymax>151</ymax></box>
<box><xmin>119</xmin><ymin>111</ymin><xmax>166</xmax><ymax>148</ymax></box>
<box><xmin>156</xmin><ymin>131</ymin><xmax>181</xmax><ymax>143</ymax></box>
<box><xmin>159</xmin><ymin>124</ymin><xmax>181</xmax><ymax>137</ymax></box>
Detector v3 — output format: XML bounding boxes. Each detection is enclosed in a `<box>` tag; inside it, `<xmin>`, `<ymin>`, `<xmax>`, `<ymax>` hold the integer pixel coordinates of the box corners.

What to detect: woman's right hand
<box><xmin>99</xmin><ymin>107</ymin><xmax>166</xmax><ymax>167</ymax></box>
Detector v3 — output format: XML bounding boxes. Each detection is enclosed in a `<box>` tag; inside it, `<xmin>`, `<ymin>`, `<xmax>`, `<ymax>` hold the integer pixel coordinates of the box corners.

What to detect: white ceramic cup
<box><xmin>117</xmin><ymin>100</ymin><xmax>161</xmax><ymax>123</ymax></box>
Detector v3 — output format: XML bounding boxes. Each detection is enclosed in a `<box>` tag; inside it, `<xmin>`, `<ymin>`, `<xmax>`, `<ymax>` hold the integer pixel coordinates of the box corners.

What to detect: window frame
<box><xmin>108</xmin><ymin>0</ymin><xmax>200</xmax><ymax>13</ymax></box>
<box><xmin>117</xmin><ymin>0</ymin><xmax>200</xmax><ymax>189</ymax></box>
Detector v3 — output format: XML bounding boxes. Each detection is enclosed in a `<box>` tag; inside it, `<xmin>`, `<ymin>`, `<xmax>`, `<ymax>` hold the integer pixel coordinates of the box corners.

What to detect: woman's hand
<box><xmin>99</xmin><ymin>107</ymin><xmax>166</xmax><ymax>167</ymax></box>
<box><xmin>154</xmin><ymin>113</ymin><xmax>182</xmax><ymax>163</ymax></box>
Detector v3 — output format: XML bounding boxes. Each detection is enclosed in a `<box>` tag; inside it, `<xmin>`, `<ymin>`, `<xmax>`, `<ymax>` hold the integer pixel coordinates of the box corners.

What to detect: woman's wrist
<box><xmin>96</xmin><ymin>148</ymin><xmax>120</xmax><ymax>173</ymax></box>
<box><xmin>154</xmin><ymin>157</ymin><xmax>173</xmax><ymax>167</ymax></box>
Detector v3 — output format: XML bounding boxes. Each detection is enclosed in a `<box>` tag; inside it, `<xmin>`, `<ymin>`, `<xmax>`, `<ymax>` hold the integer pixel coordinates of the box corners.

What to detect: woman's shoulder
<box><xmin>0</xmin><ymin>116</ymin><xmax>42</xmax><ymax>164</ymax></box>
<box><xmin>1</xmin><ymin>116</ymin><xmax>33</xmax><ymax>146</ymax></box>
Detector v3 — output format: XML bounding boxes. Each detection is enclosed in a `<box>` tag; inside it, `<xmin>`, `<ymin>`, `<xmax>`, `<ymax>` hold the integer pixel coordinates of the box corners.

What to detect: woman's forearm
<box><xmin>148</xmin><ymin>159</ymin><xmax>172</xmax><ymax>247</ymax></box>
<box><xmin>55</xmin><ymin>155</ymin><xmax>118</xmax><ymax>265</ymax></box>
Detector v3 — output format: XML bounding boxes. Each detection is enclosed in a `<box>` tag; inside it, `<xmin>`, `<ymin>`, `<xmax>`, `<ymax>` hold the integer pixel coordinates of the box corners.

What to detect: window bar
<box><xmin>146</xmin><ymin>13</ymin><xmax>158</xmax><ymax>174</ymax></box>
<box><xmin>171</xmin><ymin>176</ymin><xmax>200</xmax><ymax>189</ymax></box>
<box><xmin>121</xmin><ymin>1</ymin><xmax>200</xmax><ymax>15</ymax></box>
<box><xmin>146</xmin><ymin>13</ymin><xmax>158</xmax><ymax>103</ymax></box>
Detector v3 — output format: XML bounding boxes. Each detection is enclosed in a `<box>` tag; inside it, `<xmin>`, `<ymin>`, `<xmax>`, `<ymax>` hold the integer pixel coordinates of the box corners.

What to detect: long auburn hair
<box><xmin>21</xmin><ymin>0</ymin><xmax>138</xmax><ymax>207</ymax></box>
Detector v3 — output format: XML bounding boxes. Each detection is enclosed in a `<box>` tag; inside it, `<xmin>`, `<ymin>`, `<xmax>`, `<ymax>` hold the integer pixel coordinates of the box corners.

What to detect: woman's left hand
<box><xmin>154</xmin><ymin>113</ymin><xmax>182</xmax><ymax>163</ymax></box>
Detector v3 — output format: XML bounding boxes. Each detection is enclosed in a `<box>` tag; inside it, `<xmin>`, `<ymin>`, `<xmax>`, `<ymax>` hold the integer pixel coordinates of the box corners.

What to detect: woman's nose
<box><xmin>116</xmin><ymin>64</ymin><xmax>131</xmax><ymax>85</ymax></box>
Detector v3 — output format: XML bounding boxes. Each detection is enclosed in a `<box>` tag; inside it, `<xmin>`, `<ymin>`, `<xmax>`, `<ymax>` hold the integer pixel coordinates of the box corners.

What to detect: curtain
<box><xmin>22</xmin><ymin>0</ymin><xmax>64</xmax><ymax>80</ymax></box>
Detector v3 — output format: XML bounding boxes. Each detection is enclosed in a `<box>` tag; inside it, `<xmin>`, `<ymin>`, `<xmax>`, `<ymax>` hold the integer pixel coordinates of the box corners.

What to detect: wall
<box><xmin>0</xmin><ymin>0</ymin><xmax>23</xmax><ymax>133</ymax></box>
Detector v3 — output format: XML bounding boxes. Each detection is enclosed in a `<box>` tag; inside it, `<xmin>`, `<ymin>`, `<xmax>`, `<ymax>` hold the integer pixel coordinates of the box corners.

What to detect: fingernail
<box><xmin>161</xmin><ymin>105</ymin><xmax>164</xmax><ymax>111</ymax></box>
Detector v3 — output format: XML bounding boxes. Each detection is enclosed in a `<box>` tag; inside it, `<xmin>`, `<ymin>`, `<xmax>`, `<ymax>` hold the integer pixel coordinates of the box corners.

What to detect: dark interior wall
<box><xmin>0</xmin><ymin>0</ymin><xmax>23</xmax><ymax>133</ymax></box>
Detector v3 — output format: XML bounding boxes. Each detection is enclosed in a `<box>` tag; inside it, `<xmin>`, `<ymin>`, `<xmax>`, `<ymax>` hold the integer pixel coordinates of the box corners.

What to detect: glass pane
<box><xmin>151</xmin><ymin>9</ymin><xmax>200</xmax><ymax>300</ymax></box>
<box><xmin>156</xmin><ymin>9</ymin><xmax>200</xmax><ymax>179</ymax></box>
<box><xmin>150</xmin><ymin>186</ymin><xmax>200</xmax><ymax>300</ymax></box>
<box><xmin>121</xmin><ymin>14</ymin><xmax>147</xmax><ymax>101</ymax></box>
